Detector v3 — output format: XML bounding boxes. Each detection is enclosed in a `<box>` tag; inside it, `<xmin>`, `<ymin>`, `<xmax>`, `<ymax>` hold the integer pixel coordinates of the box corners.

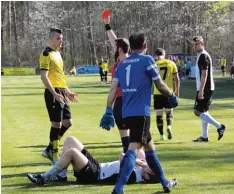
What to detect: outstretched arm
<box><xmin>119</xmin><ymin>152</ymin><xmax>147</xmax><ymax>168</ymax></box>
<box><xmin>103</xmin><ymin>16</ymin><xmax>117</xmax><ymax>51</ymax></box>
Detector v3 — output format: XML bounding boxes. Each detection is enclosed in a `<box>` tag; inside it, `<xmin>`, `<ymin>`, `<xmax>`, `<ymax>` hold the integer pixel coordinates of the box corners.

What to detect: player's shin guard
<box><xmin>145</xmin><ymin>151</ymin><xmax>169</xmax><ymax>187</ymax></box>
<box><xmin>50</xmin><ymin>127</ymin><xmax>59</xmax><ymax>161</ymax></box>
<box><xmin>113</xmin><ymin>150</ymin><xmax>136</xmax><ymax>194</ymax></box>
<box><xmin>156</xmin><ymin>116</ymin><xmax>164</xmax><ymax>135</ymax></box>
<box><xmin>166</xmin><ymin>112</ymin><xmax>173</xmax><ymax>127</ymax></box>
<box><xmin>121</xmin><ymin>136</ymin><xmax>130</xmax><ymax>153</ymax></box>
<box><xmin>52</xmin><ymin>140</ymin><xmax>59</xmax><ymax>161</ymax></box>
<box><xmin>58</xmin><ymin>125</ymin><xmax>69</xmax><ymax>141</ymax></box>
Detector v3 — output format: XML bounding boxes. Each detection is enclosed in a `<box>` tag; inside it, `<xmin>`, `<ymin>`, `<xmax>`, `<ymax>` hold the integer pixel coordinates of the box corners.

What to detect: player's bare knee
<box><xmin>119</xmin><ymin>129</ymin><xmax>129</xmax><ymax>137</ymax></box>
<box><xmin>128</xmin><ymin>142</ymin><xmax>141</xmax><ymax>151</ymax></box>
<box><xmin>62</xmin><ymin>119</ymin><xmax>72</xmax><ymax>128</ymax></box>
<box><xmin>51</xmin><ymin>122</ymin><xmax>61</xmax><ymax>128</ymax></box>
<box><xmin>64</xmin><ymin>148</ymin><xmax>74</xmax><ymax>159</ymax></box>
<box><xmin>68</xmin><ymin>148</ymin><xmax>78</xmax><ymax>158</ymax></box>
<box><xmin>155</xmin><ymin>109</ymin><xmax>163</xmax><ymax>116</ymax></box>
<box><xmin>65</xmin><ymin>136</ymin><xmax>76</xmax><ymax>144</ymax></box>
<box><xmin>144</xmin><ymin>140</ymin><xmax>155</xmax><ymax>151</ymax></box>
<box><xmin>165</xmin><ymin>109</ymin><xmax>173</xmax><ymax>116</ymax></box>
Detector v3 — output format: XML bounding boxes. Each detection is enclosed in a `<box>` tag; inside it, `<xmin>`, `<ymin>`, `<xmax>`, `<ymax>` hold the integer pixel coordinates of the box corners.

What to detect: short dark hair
<box><xmin>50</xmin><ymin>28</ymin><xmax>62</xmax><ymax>34</ymax></box>
<box><xmin>155</xmin><ymin>48</ymin><xmax>166</xmax><ymax>56</ymax></box>
<box><xmin>193</xmin><ymin>36</ymin><xmax>203</xmax><ymax>43</ymax></box>
<box><xmin>115</xmin><ymin>38</ymin><xmax>130</xmax><ymax>54</ymax></box>
<box><xmin>129</xmin><ymin>33</ymin><xmax>145</xmax><ymax>50</ymax></box>
<box><xmin>143</xmin><ymin>173</ymin><xmax>160</xmax><ymax>184</ymax></box>
<box><xmin>49</xmin><ymin>28</ymin><xmax>62</xmax><ymax>39</ymax></box>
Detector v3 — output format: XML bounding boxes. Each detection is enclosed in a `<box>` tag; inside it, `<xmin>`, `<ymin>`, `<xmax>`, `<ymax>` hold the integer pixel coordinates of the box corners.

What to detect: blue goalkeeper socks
<box><xmin>145</xmin><ymin>151</ymin><xmax>169</xmax><ymax>187</ymax></box>
<box><xmin>113</xmin><ymin>150</ymin><xmax>136</xmax><ymax>194</ymax></box>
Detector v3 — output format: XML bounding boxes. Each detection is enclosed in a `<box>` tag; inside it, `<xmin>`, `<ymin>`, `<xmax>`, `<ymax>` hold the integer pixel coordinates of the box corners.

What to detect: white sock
<box><xmin>42</xmin><ymin>164</ymin><xmax>63</xmax><ymax>181</ymax></box>
<box><xmin>202</xmin><ymin>120</ymin><xmax>209</xmax><ymax>139</ymax></box>
<box><xmin>58</xmin><ymin>168</ymin><xmax>67</xmax><ymax>177</ymax></box>
<box><xmin>200</xmin><ymin>112</ymin><xmax>221</xmax><ymax>129</ymax></box>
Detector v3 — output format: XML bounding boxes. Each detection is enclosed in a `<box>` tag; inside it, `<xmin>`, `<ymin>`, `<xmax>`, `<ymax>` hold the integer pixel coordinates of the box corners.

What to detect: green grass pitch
<box><xmin>1</xmin><ymin>75</ymin><xmax>234</xmax><ymax>194</ymax></box>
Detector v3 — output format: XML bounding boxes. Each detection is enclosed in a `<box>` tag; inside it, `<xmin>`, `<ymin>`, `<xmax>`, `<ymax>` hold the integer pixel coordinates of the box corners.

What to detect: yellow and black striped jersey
<box><xmin>154</xmin><ymin>59</ymin><xmax>178</xmax><ymax>95</ymax></box>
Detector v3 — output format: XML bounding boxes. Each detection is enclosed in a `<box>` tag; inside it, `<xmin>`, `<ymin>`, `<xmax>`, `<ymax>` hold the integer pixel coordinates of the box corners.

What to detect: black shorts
<box><xmin>194</xmin><ymin>90</ymin><xmax>213</xmax><ymax>112</ymax></box>
<box><xmin>186</xmin><ymin>69</ymin><xmax>190</xmax><ymax>76</ymax></box>
<box><xmin>44</xmin><ymin>88</ymin><xmax>71</xmax><ymax>122</ymax></box>
<box><xmin>221</xmin><ymin>66</ymin><xmax>225</xmax><ymax>71</ymax></box>
<box><xmin>99</xmin><ymin>71</ymin><xmax>104</xmax><ymax>76</ymax></box>
<box><xmin>154</xmin><ymin>95</ymin><xmax>172</xmax><ymax>109</ymax></box>
<box><xmin>113</xmin><ymin>97</ymin><xmax>127</xmax><ymax>130</ymax></box>
<box><xmin>73</xmin><ymin>148</ymin><xmax>100</xmax><ymax>184</ymax></box>
<box><xmin>123</xmin><ymin>116</ymin><xmax>151</xmax><ymax>144</ymax></box>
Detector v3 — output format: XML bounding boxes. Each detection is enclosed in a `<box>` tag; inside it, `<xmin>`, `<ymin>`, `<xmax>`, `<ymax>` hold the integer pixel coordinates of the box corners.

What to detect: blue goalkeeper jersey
<box><xmin>113</xmin><ymin>53</ymin><xmax>160</xmax><ymax>117</ymax></box>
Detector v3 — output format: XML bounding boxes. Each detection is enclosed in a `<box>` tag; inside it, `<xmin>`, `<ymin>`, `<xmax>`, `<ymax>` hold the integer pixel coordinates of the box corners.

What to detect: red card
<box><xmin>102</xmin><ymin>10</ymin><xmax>111</xmax><ymax>18</ymax></box>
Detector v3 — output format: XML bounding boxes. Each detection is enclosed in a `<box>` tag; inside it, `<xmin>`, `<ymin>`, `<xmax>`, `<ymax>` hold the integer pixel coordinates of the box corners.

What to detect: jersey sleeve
<box><xmin>145</xmin><ymin>56</ymin><xmax>160</xmax><ymax>81</ymax></box>
<box><xmin>111</xmin><ymin>63</ymin><xmax>117</xmax><ymax>79</ymax></box>
<box><xmin>198</xmin><ymin>54</ymin><xmax>209</xmax><ymax>70</ymax></box>
<box><xmin>172</xmin><ymin>62</ymin><xmax>178</xmax><ymax>74</ymax></box>
<box><xmin>39</xmin><ymin>52</ymin><xmax>50</xmax><ymax>70</ymax></box>
<box><xmin>112</xmin><ymin>66</ymin><xmax>119</xmax><ymax>82</ymax></box>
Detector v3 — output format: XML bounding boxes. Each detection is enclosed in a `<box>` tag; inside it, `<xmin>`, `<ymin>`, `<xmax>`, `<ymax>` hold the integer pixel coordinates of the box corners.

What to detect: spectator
<box><xmin>102</xmin><ymin>60</ymin><xmax>109</xmax><ymax>83</ymax></box>
<box><xmin>70</xmin><ymin>66</ymin><xmax>76</xmax><ymax>76</ymax></box>
<box><xmin>185</xmin><ymin>58</ymin><xmax>192</xmax><ymax>79</ymax></box>
<box><xmin>220</xmin><ymin>55</ymin><xmax>226</xmax><ymax>76</ymax></box>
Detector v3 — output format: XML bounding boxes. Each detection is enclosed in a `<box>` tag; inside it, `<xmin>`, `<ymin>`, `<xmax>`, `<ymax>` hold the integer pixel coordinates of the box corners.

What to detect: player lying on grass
<box><xmin>27</xmin><ymin>136</ymin><xmax>159</xmax><ymax>185</ymax></box>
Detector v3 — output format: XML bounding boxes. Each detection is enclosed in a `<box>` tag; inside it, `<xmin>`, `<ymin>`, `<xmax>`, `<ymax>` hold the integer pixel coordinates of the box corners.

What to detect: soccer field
<box><xmin>1</xmin><ymin>75</ymin><xmax>234</xmax><ymax>194</ymax></box>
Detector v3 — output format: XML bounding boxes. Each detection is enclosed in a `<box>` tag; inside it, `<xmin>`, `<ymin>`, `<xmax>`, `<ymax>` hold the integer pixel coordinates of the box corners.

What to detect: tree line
<box><xmin>1</xmin><ymin>1</ymin><xmax>234</xmax><ymax>70</ymax></box>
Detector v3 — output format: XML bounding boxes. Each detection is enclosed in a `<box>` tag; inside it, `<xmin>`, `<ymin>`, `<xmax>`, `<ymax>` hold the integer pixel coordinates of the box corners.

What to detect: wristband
<box><xmin>105</xmin><ymin>24</ymin><xmax>111</xmax><ymax>31</ymax></box>
<box><xmin>105</xmin><ymin>107</ymin><xmax>113</xmax><ymax>114</ymax></box>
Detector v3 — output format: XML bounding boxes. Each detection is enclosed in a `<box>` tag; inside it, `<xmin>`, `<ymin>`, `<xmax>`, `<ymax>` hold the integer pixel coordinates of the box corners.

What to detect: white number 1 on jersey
<box><xmin>125</xmin><ymin>65</ymin><xmax>131</xmax><ymax>87</ymax></box>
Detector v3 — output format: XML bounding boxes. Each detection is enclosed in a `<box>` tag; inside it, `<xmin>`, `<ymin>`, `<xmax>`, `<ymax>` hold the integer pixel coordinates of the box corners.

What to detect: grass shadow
<box><xmin>153</xmin><ymin>191</ymin><xmax>166</xmax><ymax>194</ymax></box>
<box><xmin>2</xmin><ymin>162</ymin><xmax>51</xmax><ymax>169</ymax></box>
<box><xmin>16</xmin><ymin>145</ymin><xmax>48</xmax><ymax>149</ymax></box>
<box><xmin>1</xmin><ymin>93</ymin><xmax>42</xmax><ymax>97</ymax></box>
<box><xmin>1</xmin><ymin>171</ymin><xmax>44</xmax><ymax>179</ymax></box>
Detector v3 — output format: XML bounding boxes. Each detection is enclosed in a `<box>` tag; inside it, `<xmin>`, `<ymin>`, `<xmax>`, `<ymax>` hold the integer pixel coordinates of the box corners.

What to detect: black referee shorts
<box><xmin>123</xmin><ymin>116</ymin><xmax>151</xmax><ymax>145</ymax></box>
<box><xmin>194</xmin><ymin>89</ymin><xmax>213</xmax><ymax>113</ymax></box>
<box><xmin>113</xmin><ymin>97</ymin><xmax>127</xmax><ymax>130</ymax></box>
<box><xmin>44</xmin><ymin>88</ymin><xmax>71</xmax><ymax>122</ymax></box>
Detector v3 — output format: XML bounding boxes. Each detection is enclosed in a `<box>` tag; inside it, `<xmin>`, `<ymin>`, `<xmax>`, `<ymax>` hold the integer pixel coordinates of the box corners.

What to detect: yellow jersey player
<box><xmin>40</xmin><ymin>28</ymin><xmax>78</xmax><ymax>163</ymax></box>
<box><xmin>101</xmin><ymin>60</ymin><xmax>109</xmax><ymax>83</ymax></box>
<box><xmin>70</xmin><ymin>66</ymin><xmax>76</xmax><ymax>76</ymax></box>
<box><xmin>153</xmin><ymin>48</ymin><xmax>180</xmax><ymax>140</ymax></box>
<box><xmin>220</xmin><ymin>55</ymin><xmax>226</xmax><ymax>76</ymax></box>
